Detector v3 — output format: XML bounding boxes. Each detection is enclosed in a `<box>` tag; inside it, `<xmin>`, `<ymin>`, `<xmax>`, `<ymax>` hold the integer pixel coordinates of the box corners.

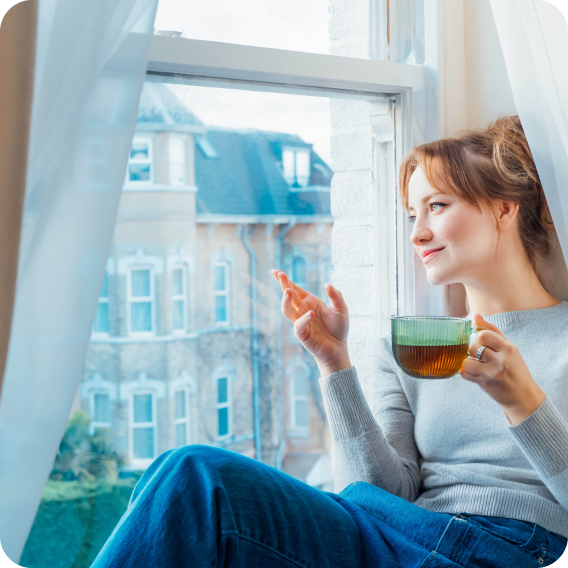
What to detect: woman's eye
<box><xmin>430</xmin><ymin>202</ymin><xmax>447</xmax><ymax>212</ymax></box>
<box><xmin>408</xmin><ymin>216</ymin><xmax>416</xmax><ymax>224</ymax></box>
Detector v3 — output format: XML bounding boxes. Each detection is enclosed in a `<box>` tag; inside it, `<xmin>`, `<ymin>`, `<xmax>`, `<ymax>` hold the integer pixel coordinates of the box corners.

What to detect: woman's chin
<box><xmin>425</xmin><ymin>267</ymin><xmax>453</xmax><ymax>286</ymax></box>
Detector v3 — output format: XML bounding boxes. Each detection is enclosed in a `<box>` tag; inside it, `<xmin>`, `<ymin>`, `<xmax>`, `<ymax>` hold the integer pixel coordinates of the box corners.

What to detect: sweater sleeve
<box><xmin>507</xmin><ymin>396</ymin><xmax>568</xmax><ymax>512</ymax></box>
<box><xmin>319</xmin><ymin>337</ymin><xmax>421</xmax><ymax>501</ymax></box>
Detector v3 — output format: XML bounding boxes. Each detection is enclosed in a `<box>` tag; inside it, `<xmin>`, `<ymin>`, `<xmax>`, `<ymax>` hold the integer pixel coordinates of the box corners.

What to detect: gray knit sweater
<box><xmin>320</xmin><ymin>302</ymin><xmax>568</xmax><ymax>538</ymax></box>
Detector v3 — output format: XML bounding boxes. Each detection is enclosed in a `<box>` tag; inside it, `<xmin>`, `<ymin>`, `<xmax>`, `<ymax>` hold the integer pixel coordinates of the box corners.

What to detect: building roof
<box><xmin>195</xmin><ymin>128</ymin><xmax>332</xmax><ymax>216</ymax></box>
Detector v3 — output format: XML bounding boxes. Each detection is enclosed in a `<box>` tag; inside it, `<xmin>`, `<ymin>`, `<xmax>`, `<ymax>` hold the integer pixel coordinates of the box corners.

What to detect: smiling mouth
<box><xmin>422</xmin><ymin>248</ymin><xmax>445</xmax><ymax>263</ymax></box>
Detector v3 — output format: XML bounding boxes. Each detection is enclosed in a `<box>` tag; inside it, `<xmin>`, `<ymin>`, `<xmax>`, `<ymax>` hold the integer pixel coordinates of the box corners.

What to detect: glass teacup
<box><xmin>391</xmin><ymin>316</ymin><xmax>475</xmax><ymax>379</ymax></box>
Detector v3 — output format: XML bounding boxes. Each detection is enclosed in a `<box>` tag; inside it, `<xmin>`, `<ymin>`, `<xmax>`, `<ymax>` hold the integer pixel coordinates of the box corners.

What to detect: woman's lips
<box><xmin>422</xmin><ymin>248</ymin><xmax>445</xmax><ymax>264</ymax></box>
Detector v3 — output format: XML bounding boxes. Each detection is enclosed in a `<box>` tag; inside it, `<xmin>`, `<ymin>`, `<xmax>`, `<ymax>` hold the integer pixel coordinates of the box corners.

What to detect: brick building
<box><xmin>73</xmin><ymin>82</ymin><xmax>335</xmax><ymax>489</ymax></box>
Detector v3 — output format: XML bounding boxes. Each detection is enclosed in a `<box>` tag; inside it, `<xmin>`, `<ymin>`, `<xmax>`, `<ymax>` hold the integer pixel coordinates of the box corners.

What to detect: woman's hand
<box><xmin>460</xmin><ymin>314</ymin><xmax>546</xmax><ymax>425</ymax></box>
<box><xmin>272</xmin><ymin>269</ymin><xmax>351</xmax><ymax>377</ymax></box>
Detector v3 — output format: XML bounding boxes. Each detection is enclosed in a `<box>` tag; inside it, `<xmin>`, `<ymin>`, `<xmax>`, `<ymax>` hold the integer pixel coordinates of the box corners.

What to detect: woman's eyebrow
<box><xmin>408</xmin><ymin>191</ymin><xmax>446</xmax><ymax>212</ymax></box>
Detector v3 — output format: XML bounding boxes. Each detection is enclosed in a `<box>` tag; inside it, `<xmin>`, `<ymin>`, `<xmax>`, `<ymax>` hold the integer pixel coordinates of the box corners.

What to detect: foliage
<box><xmin>50</xmin><ymin>411</ymin><xmax>127</xmax><ymax>483</ymax></box>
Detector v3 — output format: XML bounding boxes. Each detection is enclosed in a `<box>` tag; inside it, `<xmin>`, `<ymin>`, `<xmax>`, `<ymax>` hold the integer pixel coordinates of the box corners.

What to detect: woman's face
<box><xmin>407</xmin><ymin>166</ymin><xmax>501</xmax><ymax>286</ymax></box>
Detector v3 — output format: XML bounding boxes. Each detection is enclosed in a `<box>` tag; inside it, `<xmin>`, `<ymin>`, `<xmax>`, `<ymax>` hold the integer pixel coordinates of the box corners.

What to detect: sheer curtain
<box><xmin>490</xmin><ymin>0</ymin><xmax>568</xmax><ymax>297</ymax></box>
<box><xmin>0</xmin><ymin>0</ymin><xmax>158</xmax><ymax>561</ymax></box>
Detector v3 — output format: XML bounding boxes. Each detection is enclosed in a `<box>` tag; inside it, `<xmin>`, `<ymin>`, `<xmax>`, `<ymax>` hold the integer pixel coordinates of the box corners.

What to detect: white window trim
<box><xmin>126</xmin><ymin>135</ymin><xmax>154</xmax><ymax>187</ymax></box>
<box><xmin>127</xmin><ymin>266</ymin><xmax>156</xmax><ymax>337</ymax></box>
<box><xmin>169</xmin><ymin>133</ymin><xmax>187</xmax><ymax>186</ymax></box>
<box><xmin>89</xmin><ymin>391</ymin><xmax>112</xmax><ymax>434</ymax></box>
<box><xmin>173</xmin><ymin>387</ymin><xmax>191</xmax><ymax>447</ymax></box>
<box><xmin>172</xmin><ymin>264</ymin><xmax>187</xmax><ymax>334</ymax></box>
<box><xmin>213</xmin><ymin>262</ymin><xmax>230</xmax><ymax>327</ymax></box>
<box><xmin>129</xmin><ymin>390</ymin><xmax>158</xmax><ymax>469</ymax></box>
<box><xmin>146</xmin><ymin>28</ymin><xmax>440</xmax><ymax>315</ymax></box>
<box><xmin>286</xmin><ymin>356</ymin><xmax>312</xmax><ymax>435</ymax></box>
<box><xmin>92</xmin><ymin>272</ymin><xmax>110</xmax><ymax>338</ymax></box>
<box><xmin>212</xmin><ymin>360</ymin><xmax>236</xmax><ymax>441</ymax></box>
<box><xmin>215</xmin><ymin>376</ymin><xmax>232</xmax><ymax>440</ymax></box>
<box><xmin>282</xmin><ymin>146</ymin><xmax>311</xmax><ymax>188</ymax></box>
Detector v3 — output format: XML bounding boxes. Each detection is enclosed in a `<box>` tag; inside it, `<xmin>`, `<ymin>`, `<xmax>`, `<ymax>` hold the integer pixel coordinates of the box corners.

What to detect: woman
<box><xmin>91</xmin><ymin>116</ymin><xmax>568</xmax><ymax>568</ymax></box>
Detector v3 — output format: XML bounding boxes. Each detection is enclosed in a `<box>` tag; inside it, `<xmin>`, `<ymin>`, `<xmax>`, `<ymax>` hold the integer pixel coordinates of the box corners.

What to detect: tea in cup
<box><xmin>391</xmin><ymin>316</ymin><xmax>474</xmax><ymax>379</ymax></box>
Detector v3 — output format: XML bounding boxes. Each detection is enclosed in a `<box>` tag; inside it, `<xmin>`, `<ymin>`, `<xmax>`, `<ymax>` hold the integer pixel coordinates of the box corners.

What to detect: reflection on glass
<box><xmin>23</xmin><ymin>80</ymin><xmax>337</xmax><ymax>567</ymax></box>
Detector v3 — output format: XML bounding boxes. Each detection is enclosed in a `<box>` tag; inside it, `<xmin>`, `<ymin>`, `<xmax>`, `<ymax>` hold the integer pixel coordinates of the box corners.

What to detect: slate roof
<box><xmin>195</xmin><ymin>128</ymin><xmax>332</xmax><ymax>216</ymax></box>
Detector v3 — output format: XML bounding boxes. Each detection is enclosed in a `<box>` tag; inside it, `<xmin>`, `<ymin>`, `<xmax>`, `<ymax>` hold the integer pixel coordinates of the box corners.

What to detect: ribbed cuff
<box><xmin>319</xmin><ymin>366</ymin><xmax>378</xmax><ymax>442</ymax></box>
<box><xmin>508</xmin><ymin>397</ymin><xmax>568</xmax><ymax>479</ymax></box>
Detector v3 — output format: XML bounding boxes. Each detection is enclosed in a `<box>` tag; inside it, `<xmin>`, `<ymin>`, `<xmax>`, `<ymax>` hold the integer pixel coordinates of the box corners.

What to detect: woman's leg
<box><xmin>89</xmin><ymin>445</ymin><xmax>435</xmax><ymax>568</ymax></box>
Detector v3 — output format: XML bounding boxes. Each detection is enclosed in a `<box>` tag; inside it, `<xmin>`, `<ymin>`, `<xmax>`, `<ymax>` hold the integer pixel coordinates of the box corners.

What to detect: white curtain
<box><xmin>490</xmin><ymin>0</ymin><xmax>568</xmax><ymax>283</ymax></box>
<box><xmin>0</xmin><ymin>0</ymin><xmax>158</xmax><ymax>561</ymax></box>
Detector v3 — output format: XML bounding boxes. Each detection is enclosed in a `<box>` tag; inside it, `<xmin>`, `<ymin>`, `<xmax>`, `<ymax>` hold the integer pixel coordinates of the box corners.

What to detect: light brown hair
<box><xmin>399</xmin><ymin>115</ymin><xmax>553</xmax><ymax>274</ymax></box>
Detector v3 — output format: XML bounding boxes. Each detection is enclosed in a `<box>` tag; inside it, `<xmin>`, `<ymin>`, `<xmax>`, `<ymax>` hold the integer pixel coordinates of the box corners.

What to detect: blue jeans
<box><xmin>90</xmin><ymin>446</ymin><xmax>567</xmax><ymax>568</ymax></box>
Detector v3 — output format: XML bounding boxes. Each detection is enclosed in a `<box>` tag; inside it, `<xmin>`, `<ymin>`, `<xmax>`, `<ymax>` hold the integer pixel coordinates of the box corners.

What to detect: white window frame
<box><xmin>214</xmin><ymin>262</ymin><xmax>230</xmax><ymax>326</ymax></box>
<box><xmin>216</xmin><ymin>375</ymin><xmax>232</xmax><ymax>440</ymax></box>
<box><xmin>92</xmin><ymin>271</ymin><xmax>110</xmax><ymax>337</ymax></box>
<box><xmin>173</xmin><ymin>387</ymin><xmax>191</xmax><ymax>447</ymax></box>
<box><xmin>89</xmin><ymin>390</ymin><xmax>112</xmax><ymax>434</ymax></box>
<box><xmin>171</xmin><ymin>264</ymin><xmax>187</xmax><ymax>333</ymax></box>
<box><xmin>282</xmin><ymin>146</ymin><xmax>311</xmax><ymax>188</ymax></box>
<box><xmin>129</xmin><ymin>391</ymin><xmax>158</xmax><ymax>468</ymax></box>
<box><xmin>127</xmin><ymin>266</ymin><xmax>156</xmax><ymax>337</ymax></box>
<box><xmin>146</xmin><ymin>23</ymin><xmax>440</xmax><ymax>315</ymax></box>
<box><xmin>169</xmin><ymin>133</ymin><xmax>187</xmax><ymax>186</ymax></box>
<box><xmin>290</xmin><ymin>371</ymin><xmax>310</xmax><ymax>433</ymax></box>
<box><xmin>126</xmin><ymin>135</ymin><xmax>154</xmax><ymax>187</ymax></box>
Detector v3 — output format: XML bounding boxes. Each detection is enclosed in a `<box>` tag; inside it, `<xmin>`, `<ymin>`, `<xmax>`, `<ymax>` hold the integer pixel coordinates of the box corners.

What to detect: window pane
<box><xmin>170</xmin><ymin>137</ymin><xmax>185</xmax><ymax>162</ymax></box>
<box><xmin>175</xmin><ymin>423</ymin><xmax>187</xmax><ymax>447</ymax></box>
<box><xmin>131</xmin><ymin>141</ymin><xmax>149</xmax><ymax>159</ymax></box>
<box><xmin>215</xmin><ymin>266</ymin><xmax>226</xmax><ymax>291</ymax></box>
<box><xmin>133</xmin><ymin>394</ymin><xmax>152</xmax><ymax>423</ymax></box>
<box><xmin>154</xmin><ymin>0</ymin><xmax>330</xmax><ymax>56</ymax></box>
<box><xmin>94</xmin><ymin>394</ymin><xmax>111</xmax><ymax>424</ymax></box>
<box><xmin>93</xmin><ymin>303</ymin><xmax>109</xmax><ymax>333</ymax></box>
<box><xmin>131</xmin><ymin>269</ymin><xmax>150</xmax><ymax>297</ymax></box>
<box><xmin>295</xmin><ymin>151</ymin><xmax>310</xmax><ymax>187</ymax></box>
<box><xmin>175</xmin><ymin>391</ymin><xmax>186</xmax><ymax>419</ymax></box>
<box><xmin>294</xmin><ymin>373</ymin><xmax>309</xmax><ymax>397</ymax></box>
<box><xmin>173</xmin><ymin>268</ymin><xmax>184</xmax><ymax>295</ymax></box>
<box><xmin>295</xmin><ymin>400</ymin><xmax>309</xmax><ymax>429</ymax></box>
<box><xmin>173</xmin><ymin>299</ymin><xmax>185</xmax><ymax>330</ymax></box>
<box><xmin>282</xmin><ymin>149</ymin><xmax>295</xmax><ymax>184</ymax></box>
<box><xmin>215</xmin><ymin>296</ymin><xmax>226</xmax><ymax>323</ymax></box>
<box><xmin>131</xmin><ymin>302</ymin><xmax>152</xmax><ymax>332</ymax></box>
<box><xmin>100</xmin><ymin>273</ymin><xmax>109</xmax><ymax>298</ymax></box>
<box><xmin>128</xmin><ymin>163</ymin><xmax>150</xmax><ymax>182</ymax></box>
<box><xmin>171</xmin><ymin>163</ymin><xmax>185</xmax><ymax>185</ymax></box>
<box><xmin>133</xmin><ymin>427</ymin><xmax>154</xmax><ymax>459</ymax></box>
<box><xmin>217</xmin><ymin>377</ymin><xmax>228</xmax><ymax>404</ymax></box>
<box><xmin>293</xmin><ymin>257</ymin><xmax>306</xmax><ymax>284</ymax></box>
<box><xmin>218</xmin><ymin>407</ymin><xmax>229</xmax><ymax>437</ymax></box>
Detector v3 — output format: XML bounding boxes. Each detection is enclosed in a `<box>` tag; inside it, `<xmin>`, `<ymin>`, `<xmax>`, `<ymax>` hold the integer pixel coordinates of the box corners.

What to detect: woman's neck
<box><xmin>463</xmin><ymin>250</ymin><xmax>559</xmax><ymax>316</ymax></box>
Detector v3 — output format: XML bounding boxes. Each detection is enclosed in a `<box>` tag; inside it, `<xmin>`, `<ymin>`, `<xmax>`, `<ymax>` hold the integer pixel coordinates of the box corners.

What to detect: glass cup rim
<box><xmin>391</xmin><ymin>315</ymin><xmax>471</xmax><ymax>322</ymax></box>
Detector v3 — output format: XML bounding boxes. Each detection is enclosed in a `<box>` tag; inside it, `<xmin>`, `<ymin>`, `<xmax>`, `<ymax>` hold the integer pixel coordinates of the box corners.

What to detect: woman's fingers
<box><xmin>281</xmin><ymin>288</ymin><xmax>298</xmax><ymax>322</ymax></box>
<box><xmin>325</xmin><ymin>283</ymin><xmax>348</xmax><ymax>314</ymax></box>
<box><xmin>468</xmin><ymin>341</ymin><xmax>495</xmax><ymax>363</ymax></box>
<box><xmin>294</xmin><ymin>310</ymin><xmax>313</xmax><ymax>341</ymax></box>
<box><xmin>272</xmin><ymin>270</ymin><xmax>309</xmax><ymax>300</ymax></box>
<box><xmin>472</xmin><ymin>329</ymin><xmax>508</xmax><ymax>353</ymax></box>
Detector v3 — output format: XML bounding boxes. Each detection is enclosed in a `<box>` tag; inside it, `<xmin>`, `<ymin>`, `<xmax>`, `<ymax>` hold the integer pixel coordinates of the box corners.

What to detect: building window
<box><xmin>131</xmin><ymin>393</ymin><xmax>156</xmax><ymax>460</ymax></box>
<box><xmin>129</xmin><ymin>268</ymin><xmax>154</xmax><ymax>334</ymax></box>
<box><xmin>291</xmin><ymin>367</ymin><xmax>310</xmax><ymax>431</ymax></box>
<box><xmin>127</xmin><ymin>138</ymin><xmax>152</xmax><ymax>183</ymax></box>
<box><xmin>90</xmin><ymin>392</ymin><xmax>111</xmax><ymax>433</ymax></box>
<box><xmin>174</xmin><ymin>389</ymin><xmax>190</xmax><ymax>447</ymax></box>
<box><xmin>93</xmin><ymin>272</ymin><xmax>109</xmax><ymax>334</ymax></box>
<box><xmin>282</xmin><ymin>148</ymin><xmax>310</xmax><ymax>188</ymax></box>
<box><xmin>292</xmin><ymin>256</ymin><xmax>306</xmax><ymax>287</ymax></box>
<box><xmin>172</xmin><ymin>266</ymin><xmax>186</xmax><ymax>332</ymax></box>
<box><xmin>169</xmin><ymin>135</ymin><xmax>186</xmax><ymax>185</ymax></box>
<box><xmin>217</xmin><ymin>376</ymin><xmax>231</xmax><ymax>438</ymax></box>
<box><xmin>214</xmin><ymin>263</ymin><xmax>229</xmax><ymax>325</ymax></box>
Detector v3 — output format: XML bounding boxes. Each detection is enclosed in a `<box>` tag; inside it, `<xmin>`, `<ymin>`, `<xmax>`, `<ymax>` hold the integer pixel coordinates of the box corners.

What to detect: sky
<box><xmin>153</xmin><ymin>0</ymin><xmax>333</xmax><ymax>165</ymax></box>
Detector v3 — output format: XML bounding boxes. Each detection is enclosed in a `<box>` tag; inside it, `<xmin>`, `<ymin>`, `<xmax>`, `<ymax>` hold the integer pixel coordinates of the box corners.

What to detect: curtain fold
<box><xmin>0</xmin><ymin>0</ymin><xmax>158</xmax><ymax>561</ymax></box>
<box><xmin>490</xmin><ymin>0</ymin><xmax>568</xmax><ymax>295</ymax></box>
<box><xmin>0</xmin><ymin>0</ymin><xmax>38</xmax><ymax>407</ymax></box>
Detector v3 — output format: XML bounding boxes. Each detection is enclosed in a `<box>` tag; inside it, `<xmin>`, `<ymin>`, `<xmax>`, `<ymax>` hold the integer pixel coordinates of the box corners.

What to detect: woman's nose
<box><xmin>409</xmin><ymin>217</ymin><xmax>433</xmax><ymax>246</ymax></box>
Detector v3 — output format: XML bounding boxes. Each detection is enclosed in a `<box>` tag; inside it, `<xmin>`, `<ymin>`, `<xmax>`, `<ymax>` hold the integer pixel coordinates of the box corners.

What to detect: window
<box><xmin>93</xmin><ymin>272</ymin><xmax>109</xmax><ymax>334</ymax></box>
<box><xmin>169</xmin><ymin>135</ymin><xmax>186</xmax><ymax>185</ymax></box>
<box><xmin>214</xmin><ymin>263</ymin><xmax>229</xmax><ymax>325</ymax></box>
<box><xmin>129</xmin><ymin>268</ymin><xmax>154</xmax><ymax>334</ymax></box>
<box><xmin>127</xmin><ymin>138</ymin><xmax>153</xmax><ymax>183</ymax></box>
<box><xmin>172</xmin><ymin>266</ymin><xmax>186</xmax><ymax>332</ymax></box>
<box><xmin>174</xmin><ymin>389</ymin><xmax>190</xmax><ymax>447</ymax></box>
<box><xmin>131</xmin><ymin>393</ymin><xmax>156</xmax><ymax>460</ymax></box>
<box><xmin>90</xmin><ymin>392</ymin><xmax>112</xmax><ymax>433</ymax></box>
<box><xmin>291</xmin><ymin>367</ymin><xmax>310</xmax><ymax>430</ymax></box>
<box><xmin>282</xmin><ymin>148</ymin><xmax>311</xmax><ymax>188</ymax></box>
<box><xmin>292</xmin><ymin>256</ymin><xmax>306</xmax><ymax>287</ymax></box>
<box><xmin>217</xmin><ymin>376</ymin><xmax>231</xmax><ymax>438</ymax></box>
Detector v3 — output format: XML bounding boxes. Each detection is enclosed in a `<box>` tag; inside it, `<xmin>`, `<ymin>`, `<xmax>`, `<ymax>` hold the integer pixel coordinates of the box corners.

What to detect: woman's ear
<box><xmin>496</xmin><ymin>199</ymin><xmax>520</xmax><ymax>231</ymax></box>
